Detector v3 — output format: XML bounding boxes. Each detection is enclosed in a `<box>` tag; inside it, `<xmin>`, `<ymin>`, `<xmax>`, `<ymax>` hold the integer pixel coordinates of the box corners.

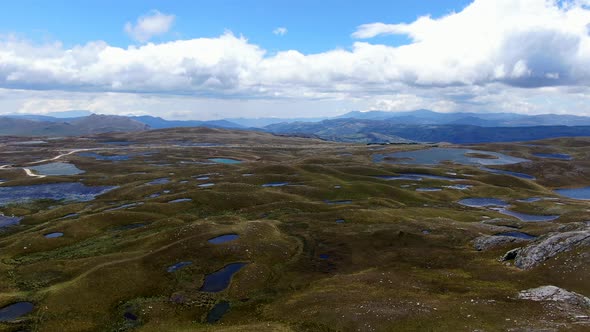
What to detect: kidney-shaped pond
<box><xmin>0</xmin><ymin>302</ymin><xmax>34</xmax><ymax>322</ymax></box>
<box><xmin>199</xmin><ymin>263</ymin><xmax>247</xmax><ymax>293</ymax></box>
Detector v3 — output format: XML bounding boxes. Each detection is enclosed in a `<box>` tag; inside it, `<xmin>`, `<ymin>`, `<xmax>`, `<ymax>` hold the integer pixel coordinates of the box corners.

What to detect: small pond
<box><xmin>208</xmin><ymin>234</ymin><xmax>239</xmax><ymax>244</ymax></box>
<box><xmin>262</xmin><ymin>182</ymin><xmax>289</xmax><ymax>187</ymax></box>
<box><xmin>416</xmin><ymin>187</ymin><xmax>442</xmax><ymax>192</ymax></box>
<box><xmin>208</xmin><ymin>158</ymin><xmax>242</xmax><ymax>164</ymax></box>
<box><xmin>554</xmin><ymin>187</ymin><xmax>590</xmax><ymax>200</ymax></box>
<box><xmin>495</xmin><ymin>231</ymin><xmax>536</xmax><ymax>240</ymax></box>
<box><xmin>199</xmin><ymin>263</ymin><xmax>247</xmax><ymax>293</ymax></box>
<box><xmin>533</xmin><ymin>153</ymin><xmax>572</xmax><ymax>160</ymax></box>
<box><xmin>324</xmin><ymin>200</ymin><xmax>353</xmax><ymax>205</ymax></box>
<box><xmin>168</xmin><ymin>198</ymin><xmax>192</xmax><ymax>203</ymax></box>
<box><xmin>167</xmin><ymin>261</ymin><xmax>192</xmax><ymax>273</ymax></box>
<box><xmin>146</xmin><ymin>178</ymin><xmax>170</xmax><ymax>185</ymax></box>
<box><xmin>0</xmin><ymin>302</ymin><xmax>34</xmax><ymax>322</ymax></box>
<box><xmin>0</xmin><ymin>183</ymin><xmax>116</xmax><ymax>206</ymax></box>
<box><xmin>29</xmin><ymin>162</ymin><xmax>84</xmax><ymax>176</ymax></box>
<box><xmin>492</xmin><ymin>208</ymin><xmax>559</xmax><ymax>222</ymax></box>
<box><xmin>198</xmin><ymin>183</ymin><xmax>215</xmax><ymax>188</ymax></box>
<box><xmin>44</xmin><ymin>232</ymin><xmax>64</xmax><ymax>238</ymax></box>
<box><xmin>458</xmin><ymin>198</ymin><xmax>509</xmax><ymax>208</ymax></box>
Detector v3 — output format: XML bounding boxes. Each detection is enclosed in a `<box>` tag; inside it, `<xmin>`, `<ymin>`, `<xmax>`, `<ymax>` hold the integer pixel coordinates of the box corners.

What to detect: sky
<box><xmin>1</xmin><ymin>0</ymin><xmax>590</xmax><ymax>120</ymax></box>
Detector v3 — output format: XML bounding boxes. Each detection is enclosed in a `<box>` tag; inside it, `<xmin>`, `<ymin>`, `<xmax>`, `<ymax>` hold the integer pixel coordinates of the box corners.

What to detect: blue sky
<box><xmin>0</xmin><ymin>0</ymin><xmax>589</xmax><ymax>120</ymax></box>
<box><xmin>1</xmin><ymin>0</ymin><xmax>471</xmax><ymax>52</ymax></box>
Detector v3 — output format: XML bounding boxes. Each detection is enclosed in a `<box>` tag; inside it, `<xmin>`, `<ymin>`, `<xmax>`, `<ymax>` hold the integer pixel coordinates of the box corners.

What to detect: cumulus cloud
<box><xmin>273</xmin><ymin>27</ymin><xmax>288</xmax><ymax>36</ymax></box>
<box><xmin>124</xmin><ymin>10</ymin><xmax>175</xmax><ymax>42</ymax></box>
<box><xmin>1</xmin><ymin>0</ymin><xmax>590</xmax><ymax>117</ymax></box>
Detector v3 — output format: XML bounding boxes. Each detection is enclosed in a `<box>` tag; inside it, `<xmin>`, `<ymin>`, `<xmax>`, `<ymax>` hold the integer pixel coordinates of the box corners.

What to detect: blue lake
<box><xmin>533</xmin><ymin>153</ymin><xmax>572</xmax><ymax>160</ymax></box>
<box><xmin>29</xmin><ymin>162</ymin><xmax>84</xmax><ymax>176</ymax></box>
<box><xmin>495</xmin><ymin>231</ymin><xmax>536</xmax><ymax>240</ymax></box>
<box><xmin>208</xmin><ymin>234</ymin><xmax>239</xmax><ymax>244</ymax></box>
<box><xmin>167</xmin><ymin>261</ymin><xmax>192</xmax><ymax>273</ymax></box>
<box><xmin>44</xmin><ymin>232</ymin><xmax>64</xmax><ymax>238</ymax></box>
<box><xmin>0</xmin><ymin>183</ymin><xmax>116</xmax><ymax>206</ymax></box>
<box><xmin>208</xmin><ymin>158</ymin><xmax>242</xmax><ymax>164</ymax></box>
<box><xmin>374</xmin><ymin>148</ymin><xmax>528</xmax><ymax>166</ymax></box>
<box><xmin>0</xmin><ymin>215</ymin><xmax>22</xmax><ymax>228</ymax></box>
<box><xmin>199</xmin><ymin>263</ymin><xmax>247</xmax><ymax>292</ymax></box>
<box><xmin>554</xmin><ymin>187</ymin><xmax>590</xmax><ymax>200</ymax></box>
<box><xmin>0</xmin><ymin>302</ymin><xmax>34</xmax><ymax>322</ymax></box>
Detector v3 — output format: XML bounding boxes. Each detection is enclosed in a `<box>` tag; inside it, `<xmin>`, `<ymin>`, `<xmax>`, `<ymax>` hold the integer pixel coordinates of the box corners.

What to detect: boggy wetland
<box><xmin>0</xmin><ymin>128</ymin><xmax>589</xmax><ymax>331</ymax></box>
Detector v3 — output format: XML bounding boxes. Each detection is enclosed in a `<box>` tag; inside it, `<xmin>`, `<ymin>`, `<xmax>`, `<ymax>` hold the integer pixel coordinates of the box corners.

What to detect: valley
<box><xmin>0</xmin><ymin>128</ymin><xmax>588</xmax><ymax>331</ymax></box>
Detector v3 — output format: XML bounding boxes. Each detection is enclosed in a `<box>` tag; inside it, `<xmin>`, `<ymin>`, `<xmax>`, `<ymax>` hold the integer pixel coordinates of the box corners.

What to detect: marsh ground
<box><xmin>0</xmin><ymin>129</ymin><xmax>588</xmax><ymax>331</ymax></box>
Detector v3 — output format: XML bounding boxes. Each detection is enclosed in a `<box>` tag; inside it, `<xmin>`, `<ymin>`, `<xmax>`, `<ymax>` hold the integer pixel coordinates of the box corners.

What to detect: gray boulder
<box><xmin>473</xmin><ymin>235</ymin><xmax>529</xmax><ymax>251</ymax></box>
<box><xmin>512</xmin><ymin>229</ymin><xmax>590</xmax><ymax>269</ymax></box>
<box><xmin>518</xmin><ymin>285</ymin><xmax>590</xmax><ymax>308</ymax></box>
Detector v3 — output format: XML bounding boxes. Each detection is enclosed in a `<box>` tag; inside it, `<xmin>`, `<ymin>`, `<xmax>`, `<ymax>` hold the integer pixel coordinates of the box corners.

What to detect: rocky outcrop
<box><xmin>473</xmin><ymin>235</ymin><xmax>529</xmax><ymax>251</ymax></box>
<box><xmin>512</xmin><ymin>229</ymin><xmax>590</xmax><ymax>269</ymax></box>
<box><xmin>518</xmin><ymin>286</ymin><xmax>590</xmax><ymax>309</ymax></box>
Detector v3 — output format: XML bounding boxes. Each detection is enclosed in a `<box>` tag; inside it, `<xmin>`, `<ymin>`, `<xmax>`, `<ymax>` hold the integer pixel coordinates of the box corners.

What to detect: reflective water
<box><xmin>208</xmin><ymin>158</ymin><xmax>242</xmax><ymax>164</ymax></box>
<box><xmin>416</xmin><ymin>188</ymin><xmax>442</xmax><ymax>192</ymax></box>
<box><xmin>554</xmin><ymin>187</ymin><xmax>590</xmax><ymax>200</ymax></box>
<box><xmin>198</xmin><ymin>183</ymin><xmax>215</xmax><ymax>188</ymax></box>
<box><xmin>262</xmin><ymin>182</ymin><xmax>289</xmax><ymax>187</ymax></box>
<box><xmin>167</xmin><ymin>261</ymin><xmax>192</xmax><ymax>273</ymax></box>
<box><xmin>0</xmin><ymin>302</ymin><xmax>34</xmax><ymax>322</ymax></box>
<box><xmin>146</xmin><ymin>178</ymin><xmax>170</xmax><ymax>185</ymax></box>
<box><xmin>44</xmin><ymin>232</ymin><xmax>64</xmax><ymax>238</ymax></box>
<box><xmin>208</xmin><ymin>234</ymin><xmax>239</xmax><ymax>244</ymax></box>
<box><xmin>374</xmin><ymin>148</ymin><xmax>528</xmax><ymax>166</ymax></box>
<box><xmin>533</xmin><ymin>153</ymin><xmax>572</xmax><ymax>160</ymax></box>
<box><xmin>168</xmin><ymin>198</ymin><xmax>192</xmax><ymax>203</ymax></box>
<box><xmin>495</xmin><ymin>231</ymin><xmax>536</xmax><ymax>240</ymax></box>
<box><xmin>458</xmin><ymin>198</ymin><xmax>509</xmax><ymax>207</ymax></box>
<box><xmin>324</xmin><ymin>200</ymin><xmax>353</xmax><ymax>205</ymax></box>
<box><xmin>199</xmin><ymin>263</ymin><xmax>247</xmax><ymax>292</ymax></box>
<box><xmin>0</xmin><ymin>183</ymin><xmax>116</xmax><ymax>206</ymax></box>
<box><xmin>29</xmin><ymin>162</ymin><xmax>84</xmax><ymax>176</ymax></box>
<box><xmin>0</xmin><ymin>215</ymin><xmax>22</xmax><ymax>228</ymax></box>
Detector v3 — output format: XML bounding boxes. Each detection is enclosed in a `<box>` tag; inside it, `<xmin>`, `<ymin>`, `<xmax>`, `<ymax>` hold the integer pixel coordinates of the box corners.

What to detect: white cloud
<box><xmin>124</xmin><ymin>10</ymin><xmax>175</xmax><ymax>42</ymax></box>
<box><xmin>1</xmin><ymin>0</ymin><xmax>590</xmax><ymax>118</ymax></box>
<box><xmin>273</xmin><ymin>27</ymin><xmax>288</xmax><ymax>36</ymax></box>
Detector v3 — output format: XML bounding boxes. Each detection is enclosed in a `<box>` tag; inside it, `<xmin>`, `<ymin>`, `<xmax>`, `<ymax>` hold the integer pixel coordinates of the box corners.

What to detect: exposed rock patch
<box><xmin>473</xmin><ymin>235</ymin><xmax>529</xmax><ymax>251</ymax></box>
<box><xmin>512</xmin><ymin>229</ymin><xmax>590</xmax><ymax>269</ymax></box>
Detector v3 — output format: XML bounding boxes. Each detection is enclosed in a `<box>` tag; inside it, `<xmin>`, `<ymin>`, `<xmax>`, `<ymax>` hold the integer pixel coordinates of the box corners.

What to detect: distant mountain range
<box><xmin>1</xmin><ymin>109</ymin><xmax>590</xmax><ymax>143</ymax></box>
<box><xmin>335</xmin><ymin>110</ymin><xmax>590</xmax><ymax>127</ymax></box>
<box><xmin>0</xmin><ymin>114</ymin><xmax>148</xmax><ymax>136</ymax></box>
<box><xmin>265</xmin><ymin>118</ymin><xmax>590</xmax><ymax>144</ymax></box>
